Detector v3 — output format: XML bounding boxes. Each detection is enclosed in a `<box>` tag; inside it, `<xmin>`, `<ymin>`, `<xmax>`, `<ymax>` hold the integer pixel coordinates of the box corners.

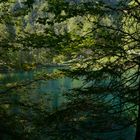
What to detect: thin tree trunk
<box><xmin>135</xmin><ymin>67</ymin><xmax>140</xmax><ymax>140</ymax></box>
<box><xmin>135</xmin><ymin>103</ymin><xmax>140</xmax><ymax>140</ymax></box>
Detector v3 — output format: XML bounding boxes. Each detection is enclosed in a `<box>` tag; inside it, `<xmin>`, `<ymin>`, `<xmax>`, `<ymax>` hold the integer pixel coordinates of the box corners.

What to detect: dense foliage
<box><xmin>0</xmin><ymin>0</ymin><xmax>140</xmax><ymax>140</ymax></box>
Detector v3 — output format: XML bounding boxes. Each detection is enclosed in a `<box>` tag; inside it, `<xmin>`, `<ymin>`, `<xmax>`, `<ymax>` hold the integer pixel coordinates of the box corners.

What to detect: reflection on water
<box><xmin>0</xmin><ymin>67</ymin><xmax>82</xmax><ymax>108</ymax></box>
<box><xmin>0</xmin><ymin>67</ymin><xmax>135</xmax><ymax>140</ymax></box>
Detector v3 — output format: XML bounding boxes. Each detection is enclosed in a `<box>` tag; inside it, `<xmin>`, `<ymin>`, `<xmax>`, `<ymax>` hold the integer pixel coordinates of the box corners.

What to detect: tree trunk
<box><xmin>135</xmin><ymin>104</ymin><xmax>140</xmax><ymax>140</ymax></box>
<box><xmin>135</xmin><ymin>77</ymin><xmax>140</xmax><ymax>140</ymax></box>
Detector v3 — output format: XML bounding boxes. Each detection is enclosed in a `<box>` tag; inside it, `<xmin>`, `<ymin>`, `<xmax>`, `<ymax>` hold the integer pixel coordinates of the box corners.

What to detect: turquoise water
<box><xmin>0</xmin><ymin>67</ymin><xmax>135</xmax><ymax>140</ymax></box>
<box><xmin>0</xmin><ymin>66</ymin><xmax>82</xmax><ymax>108</ymax></box>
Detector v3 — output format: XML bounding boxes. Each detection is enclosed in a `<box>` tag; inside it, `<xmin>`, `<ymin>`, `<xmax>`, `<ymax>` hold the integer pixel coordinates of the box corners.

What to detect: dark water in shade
<box><xmin>0</xmin><ymin>66</ymin><xmax>136</xmax><ymax>140</ymax></box>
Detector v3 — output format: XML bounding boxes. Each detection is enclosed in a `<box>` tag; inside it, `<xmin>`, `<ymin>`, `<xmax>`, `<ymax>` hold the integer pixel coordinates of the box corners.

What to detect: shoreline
<box><xmin>0</xmin><ymin>63</ymin><xmax>69</xmax><ymax>73</ymax></box>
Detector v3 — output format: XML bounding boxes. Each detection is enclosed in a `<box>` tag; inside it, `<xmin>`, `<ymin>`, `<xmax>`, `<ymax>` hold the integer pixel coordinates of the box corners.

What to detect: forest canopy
<box><xmin>0</xmin><ymin>0</ymin><xmax>140</xmax><ymax>140</ymax></box>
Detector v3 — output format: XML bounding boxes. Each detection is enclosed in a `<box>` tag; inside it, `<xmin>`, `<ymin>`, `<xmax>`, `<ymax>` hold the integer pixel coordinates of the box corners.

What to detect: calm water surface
<box><xmin>0</xmin><ymin>66</ymin><xmax>135</xmax><ymax>140</ymax></box>
<box><xmin>0</xmin><ymin>66</ymin><xmax>82</xmax><ymax>108</ymax></box>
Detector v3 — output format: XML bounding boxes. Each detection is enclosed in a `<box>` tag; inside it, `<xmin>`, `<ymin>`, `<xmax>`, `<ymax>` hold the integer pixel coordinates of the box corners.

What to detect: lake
<box><xmin>0</xmin><ymin>66</ymin><xmax>83</xmax><ymax>109</ymax></box>
<box><xmin>0</xmin><ymin>66</ymin><xmax>135</xmax><ymax>140</ymax></box>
